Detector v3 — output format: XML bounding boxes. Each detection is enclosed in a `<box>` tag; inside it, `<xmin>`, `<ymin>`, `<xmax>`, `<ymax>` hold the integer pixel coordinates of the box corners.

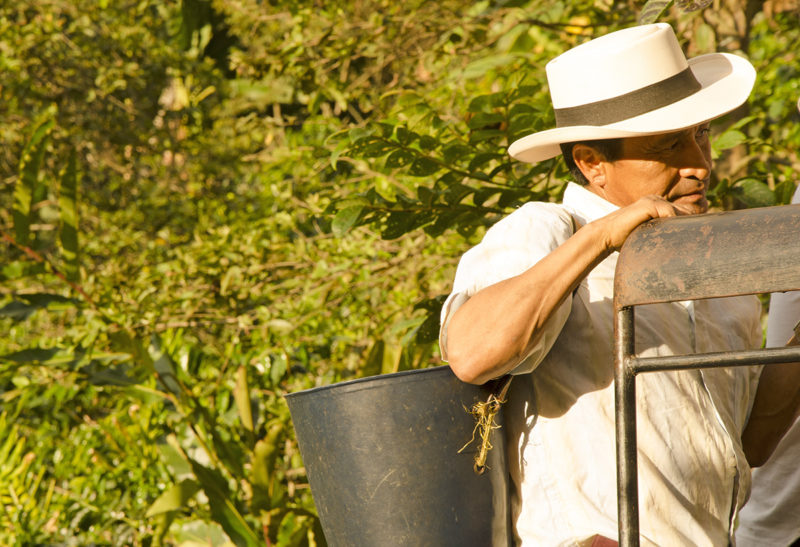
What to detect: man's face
<box><xmin>599</xmin><ymin>123</ymin><xmax>712</xmax><ymax>215</ymax></box>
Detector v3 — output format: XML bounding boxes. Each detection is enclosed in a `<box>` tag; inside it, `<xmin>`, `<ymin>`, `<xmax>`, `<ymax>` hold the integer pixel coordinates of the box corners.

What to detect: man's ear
<box><xmin>573</xmin><ymin>144</ymin><xmax>608</xmax><ymax>189</ymax></box>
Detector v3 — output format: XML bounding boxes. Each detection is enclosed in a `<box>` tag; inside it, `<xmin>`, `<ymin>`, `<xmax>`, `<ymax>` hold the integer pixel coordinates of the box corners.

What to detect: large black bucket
<box><xmin>286</xmin><ymin>365</ymin><xmax>511</xmax><ymax>546</ymax></box>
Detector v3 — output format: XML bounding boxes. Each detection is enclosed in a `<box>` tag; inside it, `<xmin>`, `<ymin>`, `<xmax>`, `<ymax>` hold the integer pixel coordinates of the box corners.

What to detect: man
<box><xmin>736</xmin><ymin>183</ymin><xmax>800</xmax><ymax>547</ymax></box>
<box><xmin>439</xmin><ymin>23</ymin><xmax>800</xmax><ymax>545</ymax></box>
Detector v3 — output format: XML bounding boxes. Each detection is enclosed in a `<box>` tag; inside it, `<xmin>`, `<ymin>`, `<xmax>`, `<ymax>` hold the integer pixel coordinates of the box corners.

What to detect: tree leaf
<box><xmin>416</xmin><ymin>185</ymin><xmax>436</xmax><ymax>206</ymax></box>
<box><xmin>638</xmin><ymin>0</ymin><xmax>673</xmax><ymax>24</ymax></box>
<box><xmin>467</xmin><ymin>128</ymin><xmax>505</xmax><ymax>144</ymax></box>
<box><xmin>419</xmin><ymin>136</ymin><xmax>438</xmax><ymax>150</ymax></box>
<box><xmin>58</xmin><ymin>150</ymin><xmax>80</xmax><ymax>282</ymax></box>
<box><xmin>733</xmin><ymin>178</ymin><xmax>776</xmax><ymax>208</ymax></box>
<box><xmin>145</xmin><ymin>478</ymin><xmax>201</xmax><ymax>517</ymax></box>
<box><xmin>394</xmin><ymin>126</ymin><xmax>416</xmax><ymax>146</ymax></box>
<box><xmin>331</xmin><ymin>205</ymin><xmax>364</xmax><ymax>236</ymax></box>
<box><xmin>382</xmin><ymin>210</ymin><xmax>426</xmax><ymax>239</ymax></box>
<box><xmin>148</xmin><ymin>335</ymin><xmax>182</xmax><ymax>396</ymax></box>
<box><xmin>712</xmin><ymin>130</ymin><xmax>747</xmax><ymax>152</ymax></box>
<box><xmin>19</xmin><ymin>292</ymin><xmax>78</xmax><ymax>309</ymax></box>
<box><xmin>1</xmin><ymin>347</ymin><xmax>66</xmax><ymax>364</ymax></box>
<box><xmin>234</xmin><ymin>365</ymin><xmax>254</xmax><ymax>432</ymax></box>
<box><xmin>468</xmin><ymin>152</ymin><xmax>504</xmax><ymax>171</ymax></box>
<box><xmin>384</xmin><ymin>149</ymin><xmax>414</xmax><ymax>168</ymax></box>
<box><xmin>0</xmin><ymin>301</ymin><xmax>37</xmax><ymax>320</ymax></box>
<box><xmin>269</xmin><ymin>352</ymin><xmax>288</xmax><ymax>385</ymax></box>
<box><xmin>407</xmin><ymin>157</ymin><xmax>440</xmax><ymax>177</ymax></box>
<box><xmin>443</xmin><ymin>183</ymin><xmax>474</xmax><ymax>205</ymax></box>
<box><xmin>14</xmin><ymin>105</ymin><xmax>56</xmax><ymax>246</ymax></box>
<box><xmin>355</xmin><ymin>138</ymin><xmax>395</xmax><ymax>158</ymax></box>
<box><xmin>0</xmin><ymin>291</ymin><xmax>78</xmax><ymax>321</ymax></box>
<box><xmin>414</xmin><ymin>308</ymin><xmax>442</xmax><ymax>344</ymax></box>
<box><xmin>675</xmin><ymin>0</ymin><xmax>712</xmax><ymax>11</ymax></box>
<box><xmin>442</xmin><ymin>143</ymin><xmax>472</xmax><ymax>164</ymax></box>
<box><xmin>252</xmin><ymin>423</ymin><xmax>282</xmax><ymax>489</ymax></box>
<box><xmin>467</xmin><ymin>112</ymin><xmax>505</xmax><ymax>130</ymax></box>
<box><xmin>187</xmin><ymin>458</ymin><xmax>260</xmax><ymax>547</ymax></box>
<box><xmin>362</xmin><ymin>340</ymin><xmax>385</xmax><ymax>377</ymax></box>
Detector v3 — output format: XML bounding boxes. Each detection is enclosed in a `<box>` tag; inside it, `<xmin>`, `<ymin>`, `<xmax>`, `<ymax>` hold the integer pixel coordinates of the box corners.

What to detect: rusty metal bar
<box><xmin>615</xmin><ymin>339</ymin><xmax>800</xmax><ymax>547</ymax></box>
<box><xmin>615</xmin><ymin>306</ymin><xmax>639</xmax><ymax>547</ymax></box>
<box><xmin>630</xmin><ymin>346</ymin><xmax>800</xmax><ymax>374</ymax></box>
<box><xmin>615</xmin><ymin>205</ymin><xmax>800</xmax><ymax>308</ymax></box>
<box><xmin>613</xmin><ymin>205</ymin><xmax>800</xmax><ymax>547</ymax></box>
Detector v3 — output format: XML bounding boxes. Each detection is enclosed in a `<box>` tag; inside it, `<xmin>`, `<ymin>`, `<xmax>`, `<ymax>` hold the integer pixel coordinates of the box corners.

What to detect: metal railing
<box><xmin>612</xmin><ymin>204</ymin><xmax>800</xmax><ymax>546</ymax></box>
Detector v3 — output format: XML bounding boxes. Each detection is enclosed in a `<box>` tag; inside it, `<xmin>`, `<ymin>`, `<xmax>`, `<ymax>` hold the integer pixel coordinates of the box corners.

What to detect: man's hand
<box><xmin>593</xmin><ymin>195</ymin><xmax>696</xmax><ymax>252</ymax></box>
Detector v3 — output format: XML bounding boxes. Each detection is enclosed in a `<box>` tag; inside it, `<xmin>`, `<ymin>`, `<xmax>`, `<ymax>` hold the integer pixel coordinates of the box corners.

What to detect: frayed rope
<box><xmin>458</xmin><ymin>375</ymin><xmax>513</xmax><ymax>474</ymax></box>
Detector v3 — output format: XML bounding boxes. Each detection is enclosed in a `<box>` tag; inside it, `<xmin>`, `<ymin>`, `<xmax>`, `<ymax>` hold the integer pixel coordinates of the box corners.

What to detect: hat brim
<box><xmin>508</xmin><ymin>52</ymin><xmax>756</xmax><ymax>164</ymax></box>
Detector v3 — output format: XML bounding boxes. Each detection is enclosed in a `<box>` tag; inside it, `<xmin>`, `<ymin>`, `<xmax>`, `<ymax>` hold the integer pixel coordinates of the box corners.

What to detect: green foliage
<box><xmin>639</xmin><ymin>0</ymin><xmax>674</xmax><ymax>24</ymax></box>
<box><xmin>1</xmin><ymin>0</ymin><xmax>799</xmax><ymax>545</ymax></box>
<box><xmin>335</xmin><ymin>84</ymin><xmax>565</xmax><ymax>241</ymax></box>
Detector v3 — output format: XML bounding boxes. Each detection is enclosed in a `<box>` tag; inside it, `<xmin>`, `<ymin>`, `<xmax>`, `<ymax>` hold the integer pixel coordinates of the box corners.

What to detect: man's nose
<box><xmin>679</xmin><ymin>138</ymin><xmax>712</xmax><ymax>181</ymax></box>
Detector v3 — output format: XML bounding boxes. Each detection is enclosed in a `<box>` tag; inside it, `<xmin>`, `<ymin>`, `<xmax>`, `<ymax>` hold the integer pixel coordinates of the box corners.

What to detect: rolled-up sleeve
<box><xmin>439</xmin><ymin>202</ymin><xmax>576</xmax><ymax>374</ymax></box>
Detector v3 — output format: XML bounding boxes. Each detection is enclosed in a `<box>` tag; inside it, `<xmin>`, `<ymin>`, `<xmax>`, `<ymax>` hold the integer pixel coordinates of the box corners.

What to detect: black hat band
<box><xmin>553</xmin><ymin>67</ymin><xmax>702</xmax><ymax>127</ymax></box>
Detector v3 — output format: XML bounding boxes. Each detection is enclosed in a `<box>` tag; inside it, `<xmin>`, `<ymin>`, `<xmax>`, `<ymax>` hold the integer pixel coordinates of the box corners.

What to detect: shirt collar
<box><xmin>562</xmin><ymin>182</ymin><xmax>619</xmax><ymax>225</ymax></box>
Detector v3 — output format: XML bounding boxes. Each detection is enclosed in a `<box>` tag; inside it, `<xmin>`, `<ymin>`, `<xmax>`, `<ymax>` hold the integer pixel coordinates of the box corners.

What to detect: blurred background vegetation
<box><xmin>1</xmin><ymin>0</ymin><xmax>799</xmax><ymax>544</ymax></box>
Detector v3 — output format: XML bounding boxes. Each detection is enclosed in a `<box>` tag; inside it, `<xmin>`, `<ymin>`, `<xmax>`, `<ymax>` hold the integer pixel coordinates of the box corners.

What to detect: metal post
<box><xmin>615</xmin><ymin>306</ymin><xmax>639</xmax><ymax>547</ymax></box>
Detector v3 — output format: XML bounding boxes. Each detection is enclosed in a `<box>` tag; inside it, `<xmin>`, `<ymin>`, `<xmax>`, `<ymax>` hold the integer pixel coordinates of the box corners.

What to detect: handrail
<box><xmin>612</xmin><ymin>204</ymin><xmax>800</xmax><ymax>547</ymax></box>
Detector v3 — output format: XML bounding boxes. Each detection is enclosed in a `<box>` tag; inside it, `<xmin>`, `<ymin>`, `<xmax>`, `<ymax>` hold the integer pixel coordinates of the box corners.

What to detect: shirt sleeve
<box><xmin>439</xmin><ymin>202</ymin><xmax>576</xmax><ymax>375</ymax></box>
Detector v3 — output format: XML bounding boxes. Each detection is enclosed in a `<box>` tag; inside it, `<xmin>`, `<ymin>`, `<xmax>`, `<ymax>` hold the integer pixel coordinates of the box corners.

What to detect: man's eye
<box><xmin>696</xmin><ymin>128</ymin><xmax>711</xmax><ymax>140</ymax></box>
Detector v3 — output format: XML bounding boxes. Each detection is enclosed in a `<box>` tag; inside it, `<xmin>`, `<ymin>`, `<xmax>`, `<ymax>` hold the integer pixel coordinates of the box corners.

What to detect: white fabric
<box><xmin>736</xmin><ymin>184</ymin><xmax>800</xmax><ymax>547</ymax></box>
<box><xmin>440</xmin><ymin>182</ymin><xmax>763</xmax><ymax>546</ymax></box>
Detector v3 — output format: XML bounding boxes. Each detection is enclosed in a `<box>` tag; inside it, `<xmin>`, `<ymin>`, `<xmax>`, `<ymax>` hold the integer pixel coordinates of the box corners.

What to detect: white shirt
<box><xmin>440</xmin><ymin>183</ymin><xmax>763</xmax><ymax>546</ymax></box>
<box><xmin>736</xmin><ymin>184</ymin><xmax>800</xmax><ymax>547</ymax></box>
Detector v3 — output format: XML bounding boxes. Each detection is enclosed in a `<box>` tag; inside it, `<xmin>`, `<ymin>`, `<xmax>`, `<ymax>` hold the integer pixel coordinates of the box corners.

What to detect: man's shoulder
<box><xmin>473</xmin><ymin>201</ymin><xmax>577</xmax><ymax>255</ymax></box>
<box><xmin>486</xmin><ymin>201</ymin><xmax>574</xmax><ymax>237</ymax></box>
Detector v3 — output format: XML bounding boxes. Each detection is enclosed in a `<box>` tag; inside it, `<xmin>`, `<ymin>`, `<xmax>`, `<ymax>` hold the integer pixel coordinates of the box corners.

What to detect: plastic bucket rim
<box><xmin>284</xmin><ymin>365</ymin><xmax>454</xmax><ymax>401</ymax></box>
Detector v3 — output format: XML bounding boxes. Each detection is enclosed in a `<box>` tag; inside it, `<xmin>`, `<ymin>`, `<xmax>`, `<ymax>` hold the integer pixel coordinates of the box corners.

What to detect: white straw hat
<box><xmin>508</xmin><ymin>23</ymin><xmax>756</xmax><ymax>164</ymax></box>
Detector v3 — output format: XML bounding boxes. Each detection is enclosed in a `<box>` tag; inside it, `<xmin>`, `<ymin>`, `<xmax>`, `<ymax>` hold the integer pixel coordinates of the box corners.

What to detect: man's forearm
<box><xmin>446</xmin><ymin>221</ymin><xmax>611</xmax><ymax>384</ymax></box>
<box><xmin>742</xmin><ymin>360</ymin><xmax>800</xmax><ymax>467</ymax></box>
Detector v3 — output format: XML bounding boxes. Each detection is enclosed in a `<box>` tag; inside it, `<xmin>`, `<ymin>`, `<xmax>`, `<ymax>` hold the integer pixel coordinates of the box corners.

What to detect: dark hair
<box><xmin>559</xmin><ymin>139</ymin><xmax>623</xmax><ymax>185</ymax></box>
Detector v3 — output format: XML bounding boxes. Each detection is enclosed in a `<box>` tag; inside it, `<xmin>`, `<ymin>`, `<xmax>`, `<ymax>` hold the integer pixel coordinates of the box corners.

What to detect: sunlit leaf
<box><xmin>358</xmin><ymin>138</ymin><xmax>395</xmax><ymax>158</ymax></box>
<box><xmin>145</xmin><ymin>479</ymin><xmax>201</xmax><ymax>517</ymax></box>
<box><xmin>331</xmin><ymin>205</ymin><xmax>364</xmax><ymax>236</ymax></box>
<box><xmin>0</xmin><ymin>347</ymin><xmax>70</xmax><ymax>365</ymax></box>
<box><xmin>384</xmin><ymin>149</ymin><xmax>414</xmax><ymax>168</ymax></box>
<box><xmin>234</xmin><ymin>365</ymin><xmax>254</xmax><ymax>432</ymax></box>
<box><xmin>58</xmin><ymin>149</ymin><xmax>79</xmax><ymax>282</ymax></box>
<box><xmin>13</xmin><ymin>105</ymin><xmax>56</xmax><ymax>246</ymax></box>
<box><xmin>732</xmin><ymin>178</ymin><xmax>776</xmax><ymax>208</ymax></box>
<box><xmin>188</xmin><ymin>458</ymin><xmax>260</xmax><ymax>547</ymax></box>
<box><xmin>638</xmin><ymin>0</ymin><xmax>673</xmax><ymax>24</ymax></box>
<box><xmin>675</xmin><ymin>0</ymin><xmax>712</xmax><ymax>11</ymax></box>
<box><xmin>269</xmin><ymin>352</ymin><xmax>287</xmax><ymax>385</ymax></box>
<box><xmin>713</xmin><ymin>130</ymin><xmax>747</xmax><ymax>152</ymax></box>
